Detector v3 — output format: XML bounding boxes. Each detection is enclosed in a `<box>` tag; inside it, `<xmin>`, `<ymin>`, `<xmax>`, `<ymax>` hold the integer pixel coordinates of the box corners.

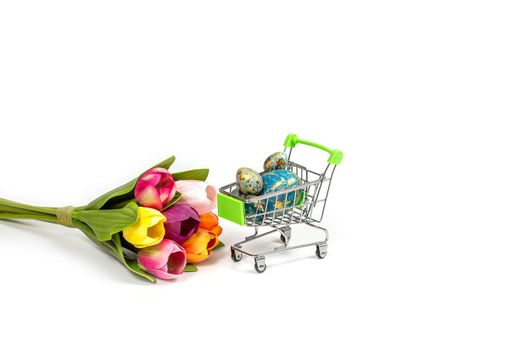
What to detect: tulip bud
<box><xmin>182</xmin><ymin>230</ymin><xmax>219</xmax><ymax>264</ymax></box>
<box><xmin>123</xmin><ymin>207</ymin><xmax>166</xmax><ymax>248</ymax></box>
<box><xmin>137</xmin><ymin>239</ymin><xmax>187</xmax><ymax>279</ymax></box>
<box><xmin>176</xmin><ymin>180</ymin><xmax>217</xmax><ymax>215</ymax></box>
<box><xmin>163</xmin><ymin>204</ymin><xmax>200</xmax><ymax>244</ymax></box>
<box><xmin>135</xmin><ymin>167</ymin><xmax>176</xmax><ymax>211</ymax></box>
<box><xmin>199</xmin><ymin>212</ymin><xmax>223</xmax><ymax>237</ymax></box>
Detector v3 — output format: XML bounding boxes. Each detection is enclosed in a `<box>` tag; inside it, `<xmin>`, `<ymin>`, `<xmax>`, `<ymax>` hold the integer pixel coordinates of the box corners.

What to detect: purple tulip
<box><xmin>163</xmin><ymin>204</ymin><xmax>200</xmax><ymax>244</ymax></box>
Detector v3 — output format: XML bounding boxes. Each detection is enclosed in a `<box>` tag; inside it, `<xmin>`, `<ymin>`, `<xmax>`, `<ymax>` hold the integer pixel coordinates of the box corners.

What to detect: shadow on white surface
<box><xmin>226</xmin><ymin>229</ymin><xmax>328</xmax><ymax>273</ymax></box>
<box><xmin>0</xmin><ymin>219</ymin><xmax>152</xmax><ymax>285</ymax></box>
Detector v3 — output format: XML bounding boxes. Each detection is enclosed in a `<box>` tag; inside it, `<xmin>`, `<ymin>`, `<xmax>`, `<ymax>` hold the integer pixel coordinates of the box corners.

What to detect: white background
<box><xmin>0</xmin><ymin>1</ymin><xmax>524</xmax><ymax>349</ymax></box>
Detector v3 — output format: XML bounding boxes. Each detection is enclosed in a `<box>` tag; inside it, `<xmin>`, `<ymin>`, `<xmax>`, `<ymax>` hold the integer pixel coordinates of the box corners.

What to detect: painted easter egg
<box><xmin>261</xmin><ymin>169</ymin><xmax>300</xmax><ymax>194</ymax></box>
<box><xmin>242</xmin><ymin>195</ymin><xmax>266</xmax><ymax>217</ymax></box>
<box><xmin>236</xmin><ymin>167</ymin><xmax>263</xmax><ymax>195</ymax></box>
<box><xmin>263</xmin><ymin>152</ymin><xmax>288</xmax><ymax>172</ymax></box>
<box><xmin>229</xmin><ymin>189</ymin><xmax>265</xmax><ymax>218</ymax></box>
<box><xmin>259</xmin><ymin>169</ymin><xmax>303</xmax><ymax>213</ymax></box>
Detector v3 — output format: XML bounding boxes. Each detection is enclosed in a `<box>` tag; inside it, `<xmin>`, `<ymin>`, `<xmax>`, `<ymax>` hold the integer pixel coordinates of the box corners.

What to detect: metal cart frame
<box><xmin>217</xmin><ymin>133</ymin><xmax>343</xmax><ymax>273</ymax></box>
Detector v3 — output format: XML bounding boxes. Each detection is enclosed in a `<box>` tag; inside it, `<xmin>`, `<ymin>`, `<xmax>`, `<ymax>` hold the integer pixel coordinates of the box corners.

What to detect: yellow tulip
<box><xmin>123</xmin><ymin>207</ymin><xmax>166</xmax><ymax>248</ymax></box>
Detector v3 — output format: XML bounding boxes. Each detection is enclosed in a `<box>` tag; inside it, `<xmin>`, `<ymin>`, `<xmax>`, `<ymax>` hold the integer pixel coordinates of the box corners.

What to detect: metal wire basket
<box><xmin>218</xmin><ymin>133</ymin><xmax>343</xmax><ymax>273</ymax></box>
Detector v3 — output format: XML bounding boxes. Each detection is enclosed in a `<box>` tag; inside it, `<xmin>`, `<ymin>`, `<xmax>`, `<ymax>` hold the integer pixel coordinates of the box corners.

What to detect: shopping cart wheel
<box><xmin>231</xmin><ymin>247</ymin><xmax>242</xmax><ymax>262</ymax></box>
<box><xmin>280</xmin><ymin>226</ymin><xmax>291</xmax><ymax>243</ymax></box>
<box><xmin>316</xmin><ymin>244</ymin><xmax>328</xmax><ymax>259</ymax></box>
<box><xmin>254</xmin><ymin>263</ymin><xmax>266</xmax><ymax>273</ymax></box>
<box><xmin>254</xmin><ymin>256</ymin><xmax>266</xmax><ymax>273</ymax></box>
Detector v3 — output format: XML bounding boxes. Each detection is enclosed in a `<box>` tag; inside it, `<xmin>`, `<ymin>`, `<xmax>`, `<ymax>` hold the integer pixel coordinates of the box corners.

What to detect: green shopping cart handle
<box><xmin>284</xmin><ymin>133</ymin><xmax>343</xmax><ymax>165</ymax></box>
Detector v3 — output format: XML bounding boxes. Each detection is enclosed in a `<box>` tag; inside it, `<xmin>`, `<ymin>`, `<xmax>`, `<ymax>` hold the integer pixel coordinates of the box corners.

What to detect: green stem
<box><xmin>0</xmin><ymin>198</ymin><xmax>57</xmax><ymax>215</ymax></box>
<box><xmin>0</xmin><ymin>213</ymin><xmax>58</xmax><ymax>223</ymax></box>
<box><xmin>0</xmin><ymin>198</ymin><xmax>59</xmax><ymax>224</ymax></box>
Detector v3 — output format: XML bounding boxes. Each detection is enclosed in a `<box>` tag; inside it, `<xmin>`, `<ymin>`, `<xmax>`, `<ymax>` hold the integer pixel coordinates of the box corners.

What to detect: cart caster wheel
<box><xmin>316</xmin><ymin>244</ymin><xmax>328</xmax><ymax>259</ymax></box>
<box><xmin>254</xmin><ymin>256</ymin><xmax>266</xmax><ymax>273</ymax></box>
<box><xmin>280</xmin><ymin>227</ymin><xmax>291</xmax><ymax>243</ymax></box>
<box><xmin>231</xmin><ymin>248</ymin><xmax>242</xmax><ymax>262</ymax></box>
<box><xmin>254</xmin><ymin>262</ymin><xmax>266</xmax><ymax>273</ymax></box>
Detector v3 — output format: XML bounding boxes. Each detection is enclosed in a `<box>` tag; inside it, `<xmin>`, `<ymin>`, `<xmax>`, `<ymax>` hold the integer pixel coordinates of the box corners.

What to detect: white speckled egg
<box><xmin>263</xmin><ymin>152</ymin><xmax>288</xmax><ymax>171</ymax></box>
<box><xmin>236</xmin><ymin>167</ymin><xmax>263</xmax><ymax>195</ymax></box>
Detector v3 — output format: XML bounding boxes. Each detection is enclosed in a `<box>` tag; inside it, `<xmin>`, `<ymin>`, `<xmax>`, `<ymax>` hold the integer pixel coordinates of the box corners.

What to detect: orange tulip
<box><xmin>182</xmin><ymin>230</ymin><xmax>219</xmax><ymax>263</ymax></box>
<box><xmin>199</xmin><ymin>212</ymin><xmax>222</xmax><ymax>237</ymax></box>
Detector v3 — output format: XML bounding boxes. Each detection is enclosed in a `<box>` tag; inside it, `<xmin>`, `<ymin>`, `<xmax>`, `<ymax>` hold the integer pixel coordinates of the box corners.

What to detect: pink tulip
<box><xmin>176</xmin><ymin>180</ymin><xmax>217</xmax><ymax>215</ymax></box>
<box><xmin>163</xmin><ymin>204</ymin><xmax>200</xmax><ymax>244</ymax></box>
<box><xmin>137</xmin><ymin>239</ymin><xmax>187</xmax><ymax>280</ymax></box>
<box><xmin>135</xmin><ymin>167</ymin><xmax>176</xmax><ymax>211</ymax></box>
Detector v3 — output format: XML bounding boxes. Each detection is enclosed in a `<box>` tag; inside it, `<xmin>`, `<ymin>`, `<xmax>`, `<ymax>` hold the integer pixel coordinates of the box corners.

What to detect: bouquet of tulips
<box><xmin>0</xmin><ymin>156</ymin><xmax>223</xmax><ymax>282</ymax></box>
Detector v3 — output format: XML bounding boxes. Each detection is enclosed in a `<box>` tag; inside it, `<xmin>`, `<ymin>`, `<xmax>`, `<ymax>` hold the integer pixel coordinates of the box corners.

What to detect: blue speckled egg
<box><xmin>236</xmin><ymin>167</ymin><xmax>263</xmax><ymax>195</ymax></box>
<box><xmin>261</xmin><ymin>169</ymin><xmax>300</xmax><ymax>193</ymax></box>
<box><xmin>240</xmin><ymin>170</ymin><xmax>304</xmax><ymax>222</ymax></box>
<box><xmin>243</xmin><ymin>196</ymin><xmax>266</xmax><ymax>217</ymax></box>
<box><xmin>263</xmin><ymin>152</ymin><xmax>288</xmax><ymax>171</ymax></box>
<box><xmin>230</xmin><ymin>189</ymin><xmax>266</xmax><ymax>218</ymax></box>
<box><xmin>259</xmin><ymin>169</ymin><xmax>303</xmax><ymax>213</ymax></box>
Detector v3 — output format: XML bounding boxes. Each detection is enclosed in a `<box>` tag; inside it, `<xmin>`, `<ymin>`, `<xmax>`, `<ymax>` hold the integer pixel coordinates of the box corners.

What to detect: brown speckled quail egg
<box><xmin>263</xmin><ymin>152</ymin><xmax>288</xmax><ymax>171</ymax></box>
<box><xmin>236</xmin><ymin>167</ymin><xmax>263</xmax><ymax>195</ymax></box>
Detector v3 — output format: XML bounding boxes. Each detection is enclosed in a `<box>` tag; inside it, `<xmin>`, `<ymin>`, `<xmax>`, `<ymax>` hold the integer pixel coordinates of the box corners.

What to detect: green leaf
<box><xmin>103</xmin><ymin>199</ymin><xmax>137</xmax><ymax>210</ymax></box>
<box><xmin>76</xmin><ymin>221</ymin><xmax>155</xmax><ymax>282</ymax></box>
<box><xmin>77</xmin><ymin>221</ymin><xmax>120</xmax><ymax>257</ymax></box>
<box><xmin>154</xmin><ymin>156</ymin><xmax>176</xmax><ymax>170</ymax></box>
<box><xmin>84</xmin><ymin>156</ymin><xmax>176</xmax><ymax>210</ymax></box>
<box><xmin>184</xmin><ymin>263</ymin><xmax>198</xmax><ymax>272</ymax></box>
<box><xmin>172</xmin><ymin>168</ymin><xmax>209</xmax><ymax>182</ymax></box>
<box><xmin>213</xmin><ymin>240</ymin><xmax>225</xmax><ymax>250</ymax></box>
<box><xmin>74</xmin><ymin>201</ymin><xmax>138</xmax><ymax>241</ymax></box>
<box><xmin>125</xmin><ymin>258</ymin><xmax>156</xmax><ymax>283</ymax></box>
<box><xmin>113</xmin><ymin>234</ymin><xmax>156</xmax><ymax>282</ymax></box>
<box><xmin>85</xmin><ymin>177</ymin><xmax>138</xmax><ymax>210</ymax></box>
<box><xmin>162</xmin><ymin>192</ymin><xmax>183</xmax><ymax>211</ymax></box>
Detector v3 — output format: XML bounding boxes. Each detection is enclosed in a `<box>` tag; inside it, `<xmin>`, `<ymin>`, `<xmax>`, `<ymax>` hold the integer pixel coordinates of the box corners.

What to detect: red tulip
<box><xmin>135</xmin><ymin>167</ymin><xmax>176</xmax><ymax>211</ymax></box>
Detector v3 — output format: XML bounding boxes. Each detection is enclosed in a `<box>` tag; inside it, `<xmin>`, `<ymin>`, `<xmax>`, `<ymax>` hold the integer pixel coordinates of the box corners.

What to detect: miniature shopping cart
<box><xmin>217</xmin><ymin>133</ymin><xmax>343</xmax><ymax>273</ymax></box>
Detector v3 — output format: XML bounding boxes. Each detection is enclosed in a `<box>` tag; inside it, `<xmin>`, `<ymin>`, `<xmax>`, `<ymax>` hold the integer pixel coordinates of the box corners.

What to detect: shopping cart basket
<box><xmin>217</xmin><ymin>133</ymin><xmax>343</xmax><ymax>273</ymax></box>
